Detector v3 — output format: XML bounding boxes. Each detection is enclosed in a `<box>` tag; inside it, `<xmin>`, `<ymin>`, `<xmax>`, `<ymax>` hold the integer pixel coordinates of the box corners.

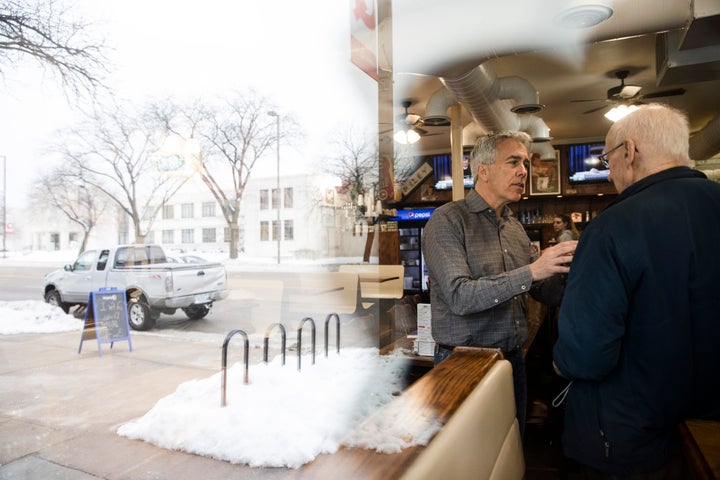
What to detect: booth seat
<box><xmin>401</xmin><ymin>358</ymin><xmax>524</xmax><ymax>480</ymax></box>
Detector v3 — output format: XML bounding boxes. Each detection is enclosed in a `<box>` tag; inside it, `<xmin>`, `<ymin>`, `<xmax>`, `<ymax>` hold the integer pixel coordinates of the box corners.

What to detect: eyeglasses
<box><xmin>599</xmin><ymin>142</ymin><xmax>624</xmax><ymax>168</ymax></box>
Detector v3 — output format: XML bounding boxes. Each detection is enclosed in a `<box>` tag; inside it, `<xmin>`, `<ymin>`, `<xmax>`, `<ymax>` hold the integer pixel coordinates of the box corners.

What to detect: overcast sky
<box><xmin>0</xmin><ymin>0</ymin><xmax>377</xmax><ymax>208</ymax></box>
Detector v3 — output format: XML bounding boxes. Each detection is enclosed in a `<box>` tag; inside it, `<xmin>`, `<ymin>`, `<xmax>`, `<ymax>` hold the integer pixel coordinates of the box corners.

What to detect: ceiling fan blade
<box><xmin>641</xmin><ymin>88</ymin><xmax>686</xmax><ymax>99</ymax></box>
<box><xmin>583</xmin><ymin>104</ymin><xmax>610</xmax><ymax>114</ymax></box>
<box><xmin>570</xmin><ymin>98</ymin><xmax>606</xmax><ymax>103</ymax></box>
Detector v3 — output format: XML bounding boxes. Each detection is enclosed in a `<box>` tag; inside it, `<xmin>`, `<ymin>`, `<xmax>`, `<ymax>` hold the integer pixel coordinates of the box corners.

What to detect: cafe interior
<box><xmin>339</xmin><ymin>1</ymin><xmax>720</xmax><ymax>478</ymax></box>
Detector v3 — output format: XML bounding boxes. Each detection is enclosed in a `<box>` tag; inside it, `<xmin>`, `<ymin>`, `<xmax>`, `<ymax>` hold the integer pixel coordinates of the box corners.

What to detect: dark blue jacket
<box><xmin>553</xmin><ymin>166</ymin><xmax>720</xmax><ymax>475</ymax></box>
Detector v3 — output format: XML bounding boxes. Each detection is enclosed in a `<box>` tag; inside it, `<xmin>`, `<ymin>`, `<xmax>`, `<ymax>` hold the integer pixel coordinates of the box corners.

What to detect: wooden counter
<box><xmin>679</xmin><ymin>419</ymin><xmax>720</xmax><ymax>479</ymax></box>
<box><xmin>292</xmin><ymin>347</ymin><xmax>505</xmax><ymax>479</ymax></box>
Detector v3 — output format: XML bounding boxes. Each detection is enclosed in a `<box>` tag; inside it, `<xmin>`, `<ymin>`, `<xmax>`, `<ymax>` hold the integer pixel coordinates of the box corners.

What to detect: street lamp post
<box><xmin>2</xmin><ymin>155</ymin><xmax>6</xmax><ymax>259</ymax></box>
<box><xmin>267</xmin><ymin>111</ymin><xmax>281</xmax><ymax>265</ymax></box>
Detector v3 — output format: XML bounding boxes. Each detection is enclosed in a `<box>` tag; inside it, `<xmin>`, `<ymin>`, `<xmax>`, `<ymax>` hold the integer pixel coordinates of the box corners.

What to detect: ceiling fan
<box><xmin>571</xmin><ymin>70</ymin><xmax>687</xmax><ymax>115</ymax></box>
<box><xmin>385</xmin><ymin>100</ymin><xmax>445</xmax><ymax>144</ymax></box>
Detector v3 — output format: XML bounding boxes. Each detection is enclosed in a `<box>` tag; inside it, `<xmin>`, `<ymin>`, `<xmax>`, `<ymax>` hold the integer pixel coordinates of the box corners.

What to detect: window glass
<box><xmin>74</xmin><ymin>250</ymin><xmax>97</xmax><ymax>271</ymax></box>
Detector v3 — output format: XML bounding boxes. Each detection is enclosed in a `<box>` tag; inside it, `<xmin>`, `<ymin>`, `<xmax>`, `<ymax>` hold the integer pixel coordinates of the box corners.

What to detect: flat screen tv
<box><xmin>431</xmin><ymin>152</ymin><xmax>474</xmax><ymax>190</ymax></box>
<box><xmin>567</xmin><ymin>142</ymin><xmax>610</xmax><ymax>184</ymax></box>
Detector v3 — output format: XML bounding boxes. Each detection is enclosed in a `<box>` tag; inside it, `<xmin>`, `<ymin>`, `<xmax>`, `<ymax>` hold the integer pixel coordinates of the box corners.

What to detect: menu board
<box><xmin>78</xmin><ymin>288</ymin><xmax>133</xmax><ymax>356</ymax></box>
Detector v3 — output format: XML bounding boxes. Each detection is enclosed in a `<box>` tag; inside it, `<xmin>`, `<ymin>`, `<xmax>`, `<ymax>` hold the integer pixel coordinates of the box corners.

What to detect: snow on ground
<box><xmin>117</xmin><ymin>348</ymin><xmax>441</xmax><ymax>468</ymax></box>
<box><xmin>0</xmin><ymin>300</ymin><xmax>82</xmax><ymax>334</ymax></box>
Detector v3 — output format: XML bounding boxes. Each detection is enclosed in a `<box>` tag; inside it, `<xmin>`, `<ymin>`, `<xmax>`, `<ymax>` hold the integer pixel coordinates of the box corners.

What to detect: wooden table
<box><xmin>380</xmin><ymin>335</ymin><xmax>435</xmax><ymax>368</ymax></box>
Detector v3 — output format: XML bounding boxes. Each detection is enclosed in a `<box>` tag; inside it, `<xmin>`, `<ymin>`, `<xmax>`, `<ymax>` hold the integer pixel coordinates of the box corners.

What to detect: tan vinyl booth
<box><xmin>400</xmin><ymin>355</ymin><xmax>524</xmax><ymax>480</ymax></box>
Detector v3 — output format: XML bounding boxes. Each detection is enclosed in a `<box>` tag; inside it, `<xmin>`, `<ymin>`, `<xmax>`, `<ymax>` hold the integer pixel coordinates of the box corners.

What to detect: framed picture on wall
<box><xmin>530</xmin><ymin>150</ymin><xmax>561</xmax><ymax>196</ymax></box>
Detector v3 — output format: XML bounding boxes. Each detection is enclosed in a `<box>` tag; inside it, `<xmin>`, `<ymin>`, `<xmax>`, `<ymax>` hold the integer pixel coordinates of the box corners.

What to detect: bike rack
<box><xmin>296</xmin><ymin>317</ymin><xmax>316</xmax><ymax>371</ymax></box>
<box><xmin>221</xmin><ymin>329</ymin><xmax>249</xmax><ymax>407</ymax></box>
<box><xmin>324</xmin><ymin>312</ymin><xmax>340</xmax><ymax>357</ymax></box>
<box><xmin>263</xmin><ymin>322</ymin><xmax>286</xmax><ymax>365</ymax></box>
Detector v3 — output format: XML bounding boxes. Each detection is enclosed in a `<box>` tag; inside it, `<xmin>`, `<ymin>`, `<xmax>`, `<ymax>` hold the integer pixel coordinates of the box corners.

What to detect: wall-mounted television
<box><xmin>431</xmin><ymin>152</ymin><xmax>474</xmax><ymax>190</ymax></box>
<box><xmin>567</xmin><ymin>142</ymin><xmax>610</xmax><ymax>184</ymax></box>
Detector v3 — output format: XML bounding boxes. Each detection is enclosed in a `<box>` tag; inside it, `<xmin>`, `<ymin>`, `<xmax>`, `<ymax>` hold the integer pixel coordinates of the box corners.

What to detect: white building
<box><xmin>7</xmin><ymin>169</ymin><xmax>376</xmax><ymax>263</ymax></box>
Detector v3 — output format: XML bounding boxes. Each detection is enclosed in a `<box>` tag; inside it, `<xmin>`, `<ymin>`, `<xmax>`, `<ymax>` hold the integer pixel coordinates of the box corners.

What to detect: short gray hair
<box><xmin>470</xmin><ymin>131</ymin><xmax>532</xmax><ymax>184</ymax></box>
<box><xmin>608</xmin><ymin>103</ymin><xmax>690</xmax><ymax>165</ymax></box>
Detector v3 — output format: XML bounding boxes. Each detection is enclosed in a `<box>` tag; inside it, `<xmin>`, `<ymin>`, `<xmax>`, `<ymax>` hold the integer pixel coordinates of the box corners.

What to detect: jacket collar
<box><xmin>610</xmin><ymin>166</ymin><xmax>706</xmax><ymax>209</ymax></box>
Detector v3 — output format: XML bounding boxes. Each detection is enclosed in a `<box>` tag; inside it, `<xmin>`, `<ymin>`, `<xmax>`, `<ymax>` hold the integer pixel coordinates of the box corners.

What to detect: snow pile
<box><xmin>118</xmin><ymin>348</ymin><xmax>438</xmax><ymax>468</ymax></box>
<box><xmin>0</xmin><ymin>301</ymin><xmax>81</xmax><ymax>334</ymax></box>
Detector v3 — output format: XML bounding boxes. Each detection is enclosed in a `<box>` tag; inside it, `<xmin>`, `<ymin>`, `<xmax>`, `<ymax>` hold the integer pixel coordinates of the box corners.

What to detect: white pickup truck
<box><xmin>43</xmin><ymin>244</ymin><xmax>228</xmax><ymax>331</ymax></box>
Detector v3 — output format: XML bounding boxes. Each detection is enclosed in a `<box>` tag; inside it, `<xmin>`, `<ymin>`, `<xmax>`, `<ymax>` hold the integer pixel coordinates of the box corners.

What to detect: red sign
<box><xmin>350</xmin><ymin>0</ymin><xmax>378</xmax><ymax>81</ymax></box>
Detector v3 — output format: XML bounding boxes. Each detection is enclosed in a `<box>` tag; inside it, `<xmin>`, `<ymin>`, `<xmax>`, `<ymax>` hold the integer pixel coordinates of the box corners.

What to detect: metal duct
<box><xmin>422</xmin><ymin>87</ymin><xmax>457</xmax><ymax>126</ymax></box>
<box><xmin>689</xmin><ymin>114</ymin><xmax>720</xmax><ymax>161</ymax></box>
<box><xmin>497</xmin><ymin>76</ymin><xmax>543</xmax><ymax>114</ymax></box>
<box><xmin>518</xmin><ymin>115</ymin><xmax>551</xmax><ymax>142</ymax></box>
<box><xmin>440</xmin><ymin>63</ymin><xmax>552</xmax><ymax>150</ymax></box>
<box><xmin>441</xmin><ymin>64</ymin><xmax>523</xmax><ymax>134</ymax></box>
<box><xmin>530</xmin><ymin>142</ymin><xmax>557</xmax><ymax>160</ymax></box>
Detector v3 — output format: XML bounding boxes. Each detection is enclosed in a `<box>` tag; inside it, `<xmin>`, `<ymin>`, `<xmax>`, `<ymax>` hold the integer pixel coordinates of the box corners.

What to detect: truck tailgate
<box><xmin>169</xmin><ymin>263</ymin><xmax>227</xmax><ymax>300</ymax></box>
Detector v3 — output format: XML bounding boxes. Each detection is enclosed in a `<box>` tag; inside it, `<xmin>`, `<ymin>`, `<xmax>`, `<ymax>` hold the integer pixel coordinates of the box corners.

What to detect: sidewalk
<box><xmin>0</xmin><ymin>330</ymin><xmax>308</xmax><ymax>480</ymax></box>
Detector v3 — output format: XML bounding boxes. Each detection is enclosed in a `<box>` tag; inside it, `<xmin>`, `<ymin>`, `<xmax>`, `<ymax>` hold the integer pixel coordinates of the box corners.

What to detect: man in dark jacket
<box><xmin>553</xmin><ymin>104</ymin><xmax>720</xmax><ymax>478</ymax></box>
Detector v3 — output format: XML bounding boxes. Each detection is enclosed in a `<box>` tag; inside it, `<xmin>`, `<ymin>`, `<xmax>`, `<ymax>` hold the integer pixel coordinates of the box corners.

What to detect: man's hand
<box><xmin>530</xmin><ymin>241</ymin><xmax>578</xmax><ymax>281</ymax></box>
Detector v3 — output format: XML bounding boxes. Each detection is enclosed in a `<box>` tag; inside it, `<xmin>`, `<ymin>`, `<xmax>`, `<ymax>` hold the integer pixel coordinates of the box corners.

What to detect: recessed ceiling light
<box><xmin>555</xmin><ymin>5</ymin><xmax>613</xmax><ymax>29</ymax></box>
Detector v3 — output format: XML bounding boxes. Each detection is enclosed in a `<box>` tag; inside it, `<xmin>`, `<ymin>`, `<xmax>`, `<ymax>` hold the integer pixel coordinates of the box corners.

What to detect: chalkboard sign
<box><xmin>78</xmin><ymin>288</ymin><xmax>133</xmax><ymax>357</ymax></box>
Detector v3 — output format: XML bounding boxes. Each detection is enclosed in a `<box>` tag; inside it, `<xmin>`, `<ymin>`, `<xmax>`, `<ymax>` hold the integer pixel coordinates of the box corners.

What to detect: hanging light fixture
<box><xmin>604</xmin><ymin>104</ymin><xmax>640</xmax><ymax>122</ymax></box>
<box><xmin>394</xmin><ymin>127</ymin><xmax>421</xmax><ymax>144</ymax></box>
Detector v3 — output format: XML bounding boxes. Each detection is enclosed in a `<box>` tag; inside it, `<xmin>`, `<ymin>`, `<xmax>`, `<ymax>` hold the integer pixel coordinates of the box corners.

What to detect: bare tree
<box><xmin>324</xmin><ymin>128</ymin><xmax>418</xmax><ymax>205</ymax></box>
<box><xmin>325</xmin><ymin>127</ymin><xmax>379</xmax><ymax>207</ymax></box>
<box><xmin>56</xmin><ymin>103</ymin><xmax>189</xmax><ymax>243</ymax></box>
<box><xmin>0</xmin><ymin>0</ymin><xmax>107</xmax><ymax>97</ymax></box>
<box><xmin>31</xmin><ymin>163</ymin><xmax>106</xmax><ymax>254</ymax></box>
<box><xmin>152</xmin><ymin>92</ymin><xmax>300</xmax><ymax>259</ymax></box>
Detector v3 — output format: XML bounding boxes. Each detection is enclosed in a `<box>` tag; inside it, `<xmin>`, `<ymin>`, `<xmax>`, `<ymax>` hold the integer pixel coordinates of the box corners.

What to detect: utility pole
<box><xmin>2</xmin><ymin>155</ymin><xmax>6</xmax><ymax>259</ymax></box>
<box><xmin>267</xmin><ymin>111</ymin><xmax>281</xmax><ymax>264</ymax></box>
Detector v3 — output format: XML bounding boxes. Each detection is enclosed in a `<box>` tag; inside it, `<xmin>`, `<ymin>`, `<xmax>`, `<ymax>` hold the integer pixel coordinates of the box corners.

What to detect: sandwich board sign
<box><xmin>78</xmin><ymin>287</ymin><xmax>133</xmax><ymax>357</ymax></box>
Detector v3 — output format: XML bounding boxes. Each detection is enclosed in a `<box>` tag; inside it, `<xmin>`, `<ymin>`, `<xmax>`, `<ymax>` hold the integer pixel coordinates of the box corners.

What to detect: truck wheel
<box><xmin>127</xmin><ymin>299</ymin><xmax>155</xmax><ymax>331</ymax></box>
<box><xmin>182</xmin><ymin>304</ymin><xmax>211</xmax><ymax>320</ymax></box>
<box><xmin>45</xmin><ymin>290</ymin><xmax>70</xmax><ymax>313</ymax></box>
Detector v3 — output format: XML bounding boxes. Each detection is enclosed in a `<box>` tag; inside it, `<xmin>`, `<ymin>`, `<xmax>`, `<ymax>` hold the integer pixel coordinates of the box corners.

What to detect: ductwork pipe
<box><xmin>689</xmin><ymin>114</ymin><xmax>720</xmax><ymax>161</ymax></box>
<box><xmin>497</xmin><ymin>76</ymin><xmax>543</xmax><ymax>114</ymax></box>
<box><xmin>441</xmin><ymin>65</ymin><xmax>519</xmax><ymax>134</ymax></box>
<box><xmin>518</xmin><ymin>115</ymin><xmax>552</xmax><ymax>142</ymax></box>
<box><xmin>440</xmin><ymin>62</ymin><xmax>556</xmax><ymax>154</ymax></box>
<box><xmin>530</xmin><ymin>142</ymin><xmax>557</xmax><ymax>160</ymax></box>
<box><xmin>422</xmin><ymin>87</ymin><xmax>457</xmax><ymax>126</ymax></box>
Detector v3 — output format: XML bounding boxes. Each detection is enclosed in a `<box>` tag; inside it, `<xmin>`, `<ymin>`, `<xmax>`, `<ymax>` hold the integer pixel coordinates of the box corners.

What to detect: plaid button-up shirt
<box><xmin>422</xmin><ymin>189</ymin><xmax>545</xmax><ymax>353</ymax></box>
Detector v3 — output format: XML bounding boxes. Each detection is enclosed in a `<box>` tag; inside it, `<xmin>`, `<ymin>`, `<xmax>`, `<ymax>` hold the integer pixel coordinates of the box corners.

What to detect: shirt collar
<box><xmin>466</xmin><ymin>189</ymin><xmax>515</xmax><ymax>219</ymax></box>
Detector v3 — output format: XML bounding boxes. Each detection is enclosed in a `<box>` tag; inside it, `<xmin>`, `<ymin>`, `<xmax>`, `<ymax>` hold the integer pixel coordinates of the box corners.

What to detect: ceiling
<box><xmin>384</xmin><ymin>0</ymin><xmax>720</xmax><ymax>157</ymax></box>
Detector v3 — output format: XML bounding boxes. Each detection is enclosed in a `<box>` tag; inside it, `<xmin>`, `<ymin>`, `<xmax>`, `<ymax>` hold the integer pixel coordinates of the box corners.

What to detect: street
<box><xmin>0</xmin><ymin>265</ymin><xmax>380</xmax><ymax>348</ymax></box>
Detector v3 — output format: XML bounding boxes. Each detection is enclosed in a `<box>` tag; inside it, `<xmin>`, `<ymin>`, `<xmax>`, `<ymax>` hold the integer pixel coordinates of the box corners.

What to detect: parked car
<box><xmin>166</xmin><ymin>254</ymin><xmax>208</xmax><ymax>264</ymax></box>
<box><xmin>43</xmin><ymin>244</ymin><xmax>228</xmax><ymax>331</ymax></box>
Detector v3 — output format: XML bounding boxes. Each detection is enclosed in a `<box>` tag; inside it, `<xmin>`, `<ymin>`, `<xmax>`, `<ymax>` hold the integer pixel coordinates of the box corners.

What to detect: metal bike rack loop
<box><xmin>221</xmin><ymin>329</ymin><xmax>249</xmax><ymax>407</ymax></box>
<box><xmin>324</xmin><ymin>312</ymin><xmax>340</xmax><ymax>357</ymax></box>
<box><xmin>263</xmin><ymin>322</ymin><xmax>286</xmax><ymax>365</ymax></box>
<box><xmin>296</xmin><ymin>317</ymin><xmax>316</xmax><ymax>371</ymax></box>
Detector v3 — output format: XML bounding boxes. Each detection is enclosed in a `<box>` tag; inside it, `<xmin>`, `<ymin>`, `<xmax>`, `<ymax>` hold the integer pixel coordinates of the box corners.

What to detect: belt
<box><xmin>437</xmin><ymin>344</ymin><xmax>521</xmax><ymax>358</ymax></box>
